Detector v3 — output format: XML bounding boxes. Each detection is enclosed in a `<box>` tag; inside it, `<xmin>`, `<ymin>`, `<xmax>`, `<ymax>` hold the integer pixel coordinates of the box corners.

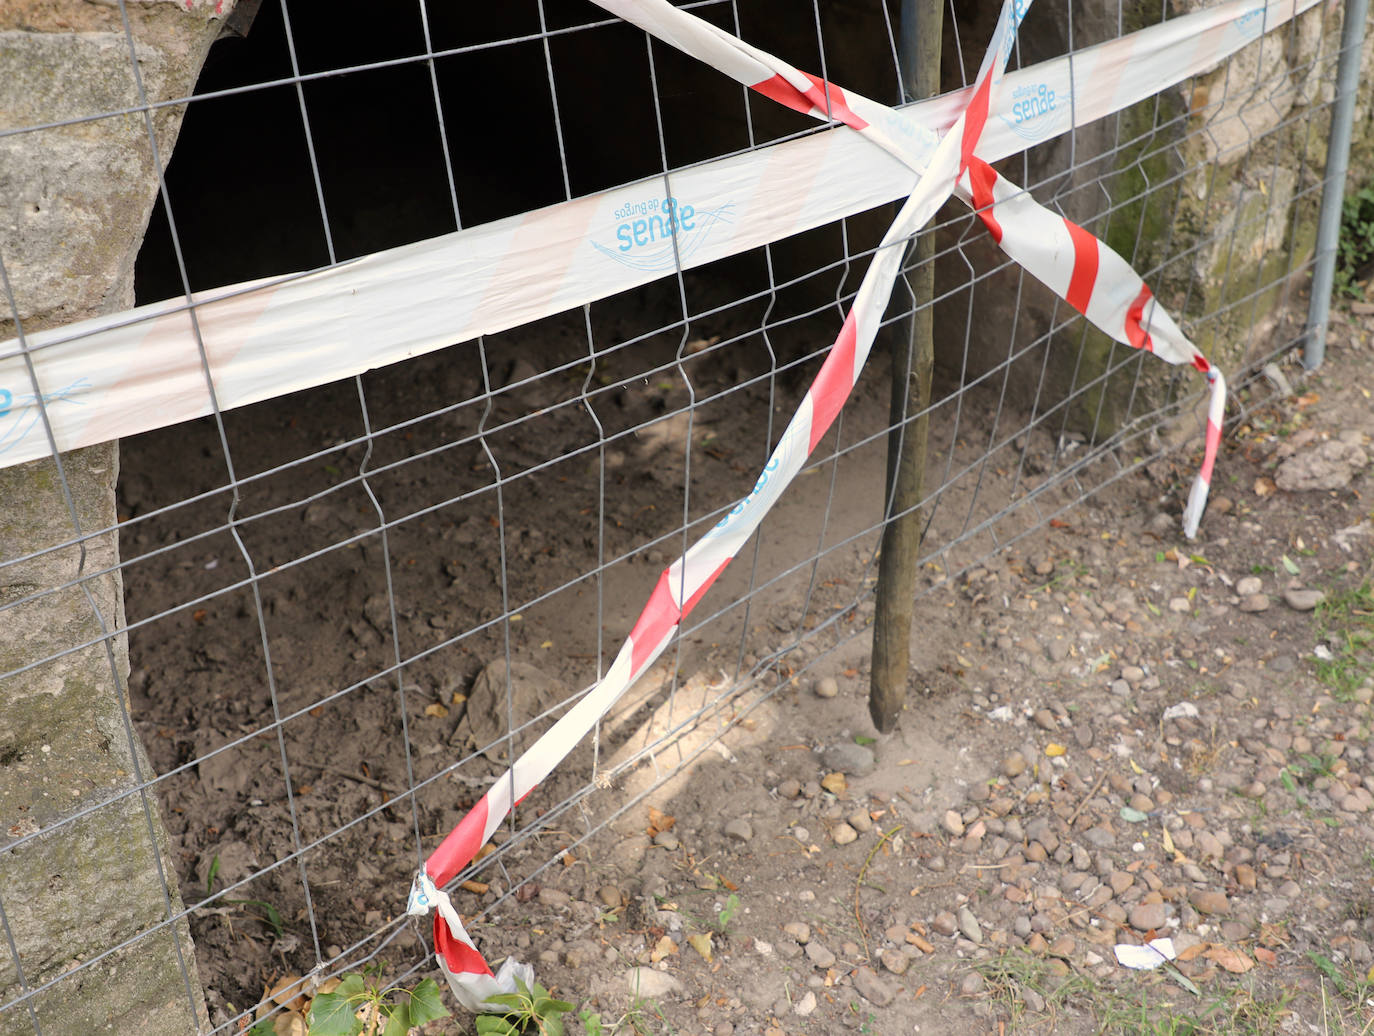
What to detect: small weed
<box><xmin>305</xmin><ymin>967</ymin><xmax>450</xmax><ymax>1036</ymax></box>
<box><xmin>716</xmin><ymin>893</ymin><xmax>740</xmax><ymax>933</ymax></box>
<box><xmin>224</xmin><ymin>897</ymin><xmax>286</xmax><ymax>939</ymax></box>
<box><xmin>1336</xmin><ymin>185</ymin><xmax>1374</xmax><ymax>297</ymax></box>
<box><xmin>475</xmin><ymin>978</ymin><xmax>574</xmax><ymax>1035</ymax></box>
<box><xmin>1313</xmin><ymin>580</ymin><xmax>1374</xmax><ymax>699</ymax></box>
<box><xmin>205</xmin><ymin>853</ymin><xmax>221</xmax><ymax>897</ymax></box>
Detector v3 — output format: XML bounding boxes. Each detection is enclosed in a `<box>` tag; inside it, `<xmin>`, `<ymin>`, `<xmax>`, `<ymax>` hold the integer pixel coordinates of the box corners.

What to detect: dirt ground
<box><xmin>119</xmin><ymin>283</ymin><xmax>1374</xmax><ymax>1035</ymax></box>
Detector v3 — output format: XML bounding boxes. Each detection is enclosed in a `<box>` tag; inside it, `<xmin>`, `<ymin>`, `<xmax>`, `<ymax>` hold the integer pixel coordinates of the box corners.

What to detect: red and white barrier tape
<box><xmin>0</xmin><ymin>1</ymin><xmax>1307</xmax><ymax>472</ymax></box>
<box><xmin>409</xmin><ymin>0</ymin><xmax>1227</xmax><ymax>1009</ymax></box>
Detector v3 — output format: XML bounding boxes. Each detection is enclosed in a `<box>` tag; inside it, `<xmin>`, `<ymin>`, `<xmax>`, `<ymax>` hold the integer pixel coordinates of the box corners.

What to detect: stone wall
<box><xmin>0</xmin><ymin>2</ymin><xmax>228</xmax><ymax>1033</ymax></box>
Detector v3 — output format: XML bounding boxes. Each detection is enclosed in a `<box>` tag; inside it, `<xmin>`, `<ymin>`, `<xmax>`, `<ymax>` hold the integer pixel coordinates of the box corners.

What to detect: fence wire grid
<box><xmin>0</xmin><ymin>0</ymin><xmax>1360</xmax><ymax>1031</ymax></box>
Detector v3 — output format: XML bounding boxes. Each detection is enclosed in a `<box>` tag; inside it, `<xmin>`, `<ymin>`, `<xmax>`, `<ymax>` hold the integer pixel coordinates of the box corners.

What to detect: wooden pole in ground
<box><xmin>870</xmin><ymin>0</ymin><xmax>942</xmax><ymax>733</ymax></box>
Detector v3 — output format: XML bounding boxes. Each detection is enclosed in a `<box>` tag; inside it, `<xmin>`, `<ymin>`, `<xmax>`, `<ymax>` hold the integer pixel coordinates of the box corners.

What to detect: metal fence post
<box><xmin>1304</xmin><ymin>0</ymin><xmax>1370</xmax><ymax>370</ymax></box>
<box><xmin>870</xmin><ymin>0</ymin><xmax>942</xmax><ymax>733</ymax></box>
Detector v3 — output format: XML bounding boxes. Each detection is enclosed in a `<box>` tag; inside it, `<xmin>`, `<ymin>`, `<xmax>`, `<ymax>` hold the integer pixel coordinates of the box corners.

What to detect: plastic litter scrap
<box><xmin>1115</xmin><ymin>938</ymin><xmax>1178</xmax><ymax>971</ymax></box>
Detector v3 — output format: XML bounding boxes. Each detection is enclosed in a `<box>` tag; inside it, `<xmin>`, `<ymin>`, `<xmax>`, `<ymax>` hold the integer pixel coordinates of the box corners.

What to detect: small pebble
<box><xmin>1129</xmin><ymin>902</ymin><xmax>1167</xmax><ymax>931</ymax></box>
<box><xmin>1003</xmin><ymin>752</ymin><xmax>1027</xmax><ymax>778</ymax></box>
<box><xmin>960</xmin><ymin>972</ymin><xmax>985</xmax><ymax>996</ymax></box>
<box><xmin>1283</xmin><ymin>588</ymin><xmax>1324</xmax><ymax>611</ymax></box>
<box><xmin>832</xmin><ymin>823</ymin><xmax>858</xmax><ymax>846</ymax></box>
<box><xmin>1189</xmin><ymin>889</ymin><xmax>1230</xmax><ymax>915</ymax></box>
<box><xmin>956</xmin><ymin>905</ymin><xmax>983</xmax><ymax>944</ymax></box>
<box><xmin>880</xmin><ymin>948</ymin><xmax>909</xmax><ymax>975</ymax></box>
<box><xmin>1236</xmin><ymin>576</ymin><xmax>1263</xmax><ymax>597</ymax></box>
<box><xmin>723</xmin><ymin>819</ymin><xmax>754</xmax><ymax>843</ymax></box>
<box><xmin>1239</xmin><ymin>593</ymin><xmax>1270</xmax><ymax>613</ymax></box>
<box><xmin>942</xmin><ymin>810</ymin><xmax>966</xmax><ymax>837</ymax></box>
<box><xmin>804</xmin><ymin>941</ymin><xmax>836</xmax><ymax>968</ymax></box>
<box><xmin>814</xmin><ymin>677</ymin><xmax>839</xmax><ymax>699</ymax></box>
<box><xmin>853</xmin><ymin>967</ymin><xmax>895</xmax><ymax>1007</ymax></box>
<box><xmin>783</xmin><ymin>922</ymin><xmax>811</xmax><ymax>944</ymax></box>
<box><xmin>848</xmin><ymin>809</ymin><xmax>874</xmax><ymax>834</ymax></box>
<box><xmin>793</xmin><ymin>991</ymin><xmax>817</xmax><ymax>1017</ymax></box>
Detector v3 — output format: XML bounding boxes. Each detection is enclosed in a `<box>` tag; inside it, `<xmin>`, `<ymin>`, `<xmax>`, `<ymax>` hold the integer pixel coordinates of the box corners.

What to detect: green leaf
<box><xmin>334</xmin><ymin>973</ymin><xmax>367</xmax><ymax>1001</ymax></box>
<box><xmin>853</xmin><ymin>735</ymin><xmax>876</xmax><ymax>746</ymax></box>
<box><xmin>1119</xmin><ymin>806</ymin><xmax>1149</xmax><ymax>823</ymax></box>
<box><xmin>1280</xmin><ymin>768</ymin><xmax>1298</xmax><ymax>796</ymax></box>
<box><xmin>717</xmin><ymin>892</ymin><xmax>740</xmax><ymax>930</ymax></box>
<box><xmin>1164</xmin><ymin>962</ymin><xmax>1202</xmax><ymax>997</ymax></box>
<box><xmin>579</xmin><ymin>1009</ymin><xmax>605</xmax><ymax>1036</ymax></box>
<box><xmin>535</xmin><ymin>995</ymin><xmax>575</xmax><ymax>1015</ymax></box>
<box><xmin>246</xmin><ymin>1020</ymin><xmax>276</xmax><ymax>1036</ymax></box>
<box><xmin>205</xmin><ymin>854</ymin><xmax>221</xmax><ymax>895</ymax></box>
<box><xmin>306</xmin><ymin>991</ymin><xmax>362</xmax><ymax>1036</ymax></box>
<box><xmin>482</xmin><ymin>993</ymin><xmax>526</xmax><ymax>1012</ymax></box>
<box><xmin>380</xmin><ymin>1005</ymin><xmax>410</xmax><ymax>1036</ymax></box>
<box><xmin>1282</xmin><ymin>554</ymin><xmax>1300</xmax><ymax>575</ymax></box>
<box><xmin>406</xmin><ymin>978</ymin><xmax>450</xmax><ymax>1028</ymax></box>
<box><xmin>475</xmin><ymin>1016</ymin><xmax>518</xmax><ymax>1035</ymax></box>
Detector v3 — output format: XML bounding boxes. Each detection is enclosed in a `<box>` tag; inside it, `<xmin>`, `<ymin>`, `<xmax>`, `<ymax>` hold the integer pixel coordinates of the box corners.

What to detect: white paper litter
<box><xmin>1114</xmin><ymin>938</ymin><xmax>1177</xmax><ymax>970</ymax></box>
<box><xmin>1161</xmin><ymin>702</ymin><xmax>1199</xmax><ymax>722</ymax></box>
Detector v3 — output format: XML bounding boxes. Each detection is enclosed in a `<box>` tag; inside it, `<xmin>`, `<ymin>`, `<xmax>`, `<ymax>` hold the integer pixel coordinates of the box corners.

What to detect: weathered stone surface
<box><xmin>0</xmin><ymin>5</ymin><xmax>227</xmax><ymax>1034</ymax></box>
<box><xmin>456</xmin><ymin>659</ymin><xmax>569</xmax><ymax>760</ymax></box>
<box><xmin>1275</xmin><ymin>442</ymin><xmax>1369</xmax><ymax>492</ymax></box>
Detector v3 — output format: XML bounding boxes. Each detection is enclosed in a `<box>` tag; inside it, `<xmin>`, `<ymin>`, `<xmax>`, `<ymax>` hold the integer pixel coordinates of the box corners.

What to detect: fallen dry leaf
<box><xmin>423</xmin><ymin>702</ymin><xmax>448</xmax><ymax>719</ymax></box>
<box><xmin>268</xmin><ymin>974</ymin><xmax>307</xmax><ymax>1012</ymax></box>
<box><xmin>1254</xmin><ymin>476</ymin><xmax>1277</xmax><ymax>498</ymax></box>
<box><xmin>688</xmin><ymin>932</ymin><xmax>713</xmax><ymax>962</ymax></box>
<box><xmin>1045</xmin><ymin>743</ymin><xmax>1066</xmax><ymax>757</ymax></box>
<box><xmin>1175</xmin><ymin>942</ymin><xmax>1208</xmax><ymax>962</ymax></box>
<box><xmin>1204</xmin><ymin>945</ymin><xmax>1254</xmax><ymax>974</ymax></box>
<box><xmin>1255</xmin><ymin>946</ymin><xmax>1277</xmax><ymax>966</ymax></box>
<box><xmin>274</xmin><ymin>1012</ymin><xmax>307</xmax><ymax>1036</ymax></box>
<box><xmin>651</xmin><ymin>935</ymin><xmax>677</xmax><ymax>963</ymax></box>
<box><xmin>647</xmin><ymin>806</ymin><xmax>676</xmax><ymax>836</ymax></box>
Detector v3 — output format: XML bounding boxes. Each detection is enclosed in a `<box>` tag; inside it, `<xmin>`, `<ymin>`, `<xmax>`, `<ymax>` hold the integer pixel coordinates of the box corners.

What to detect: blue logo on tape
<box><xmin>593</xmin><ymin>195</ymin><xmax>736</xmax><ymax>272</ymax></box>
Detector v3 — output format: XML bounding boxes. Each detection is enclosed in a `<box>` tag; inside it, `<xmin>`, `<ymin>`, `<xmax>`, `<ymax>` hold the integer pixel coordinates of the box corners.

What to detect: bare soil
<box><xmin>120</xmin><ymin>289</ymin><xmax>1374</xmax><ymax>1035</ymax></box>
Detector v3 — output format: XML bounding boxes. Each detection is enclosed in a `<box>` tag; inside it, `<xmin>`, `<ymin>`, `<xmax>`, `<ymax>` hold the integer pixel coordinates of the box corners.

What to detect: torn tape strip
<box><xmin>0</xmin><ymin>0</ymin><xmax>1312</xmax><ymax>470</ymax></box>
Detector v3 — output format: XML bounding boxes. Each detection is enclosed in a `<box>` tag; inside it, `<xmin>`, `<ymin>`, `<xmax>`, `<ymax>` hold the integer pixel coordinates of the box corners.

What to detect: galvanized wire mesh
<box><xmin>0</xmin><ymin>0</ymin><xmax>1354</xmax><ymax>1031</ymax></box>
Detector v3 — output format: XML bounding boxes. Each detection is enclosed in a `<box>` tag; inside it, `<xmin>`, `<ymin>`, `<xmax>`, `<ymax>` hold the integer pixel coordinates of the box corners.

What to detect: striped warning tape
<box><xmin>410</xmin><ymin>0</ymin><xmax>1231</xmax><ymax>1008</ymax></box>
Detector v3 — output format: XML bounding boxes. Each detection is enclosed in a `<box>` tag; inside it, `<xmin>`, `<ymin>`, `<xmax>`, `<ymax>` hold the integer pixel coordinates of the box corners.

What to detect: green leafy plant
<box><xmin>577</xmin><ymin>1007</ymin><xmax>604</xmax><ymax>1036</ymax></box>
<box><xmin>475</xmin><ymin>979</ymin><xmax>574</xmax><ymax>1036</ymax></box>
<box><xmin>1313</xmin><ymin>580</ymin><xmax>1374</xmax><ymax>698</ymax></box>
<box><xmin>305</xmin><ymin>970</ymin><xmax>450</xmax><ymax>1036</ymax></box>
<box><xmin>1336</xmin><ymin>185</ymin><xmax>1374</xmax><ymax>298</ymax></box>
<box><xmin>715</xmin><ymin>893</ymin><xmax>740</xmax><ymax>933</ymax></box>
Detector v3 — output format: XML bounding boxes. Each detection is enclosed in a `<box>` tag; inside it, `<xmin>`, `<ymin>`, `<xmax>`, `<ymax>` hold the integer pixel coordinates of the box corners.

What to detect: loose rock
<box><xmin>831</xmin><ymin>822</ymin><xmax>858</xmax><ymax>846</ymax></box>
<box><xmin>1189</xmin><ymin>889</ymin><xmax>1230</xmax><ymax>915</ymax></box>
<box><xmin>821</xmin><ymin>742</ymin><xmax>876</xmax><ymax>776</ymax></box>
<box><xmin>814</xmin><ymin>677</ymin><xmax>839</xmax><ymax>699</ymax></box>
<box><xmin>1128</xmin><ymin>902</ymin><xmax>1167</xmax><ymax>931</ymax></box>
<box><xmin>1239</xmin><ymin>594</ymin><xmax>1271</xmax><ymax>613</ymax></box>
<box><xmin>804</xmin><ymin>941</ymin><xmax>836</xmax><ymax>968</ymax></box>
<box><xmin>956</xmin><ymin>905</ymin><xmax>983</xmax><ymax>944</ymax></box>
<box><xmin>723</xmin><ymin>819</ymin><xmax>754</xmax><ymax>843</ymax></box>
<box><xmin>1282</xmin><ymin>588</ymin><xmax>1324</xmax><ymax>611</ymax></box>
<box><xmin>626</xmin><ymin>967</ymin><xmax>683</xmax><ymax>999</ymax></box>
<box><xmin>880</xmin><ymin>948</ymin><xmax>909</xmax><ymax>975</ymax></box>
<box><xmin>853</xmin><ymin>967</ymin><xmax>895</xmax><ymax>1007</ymax></box>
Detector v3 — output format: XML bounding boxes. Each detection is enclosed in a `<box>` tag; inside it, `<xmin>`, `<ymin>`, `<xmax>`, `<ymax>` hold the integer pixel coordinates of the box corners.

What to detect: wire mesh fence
<box><xmin>0</xmin><ymin>0</ymin><xmax>1360</xmax><ymax>1031</ymax></box>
